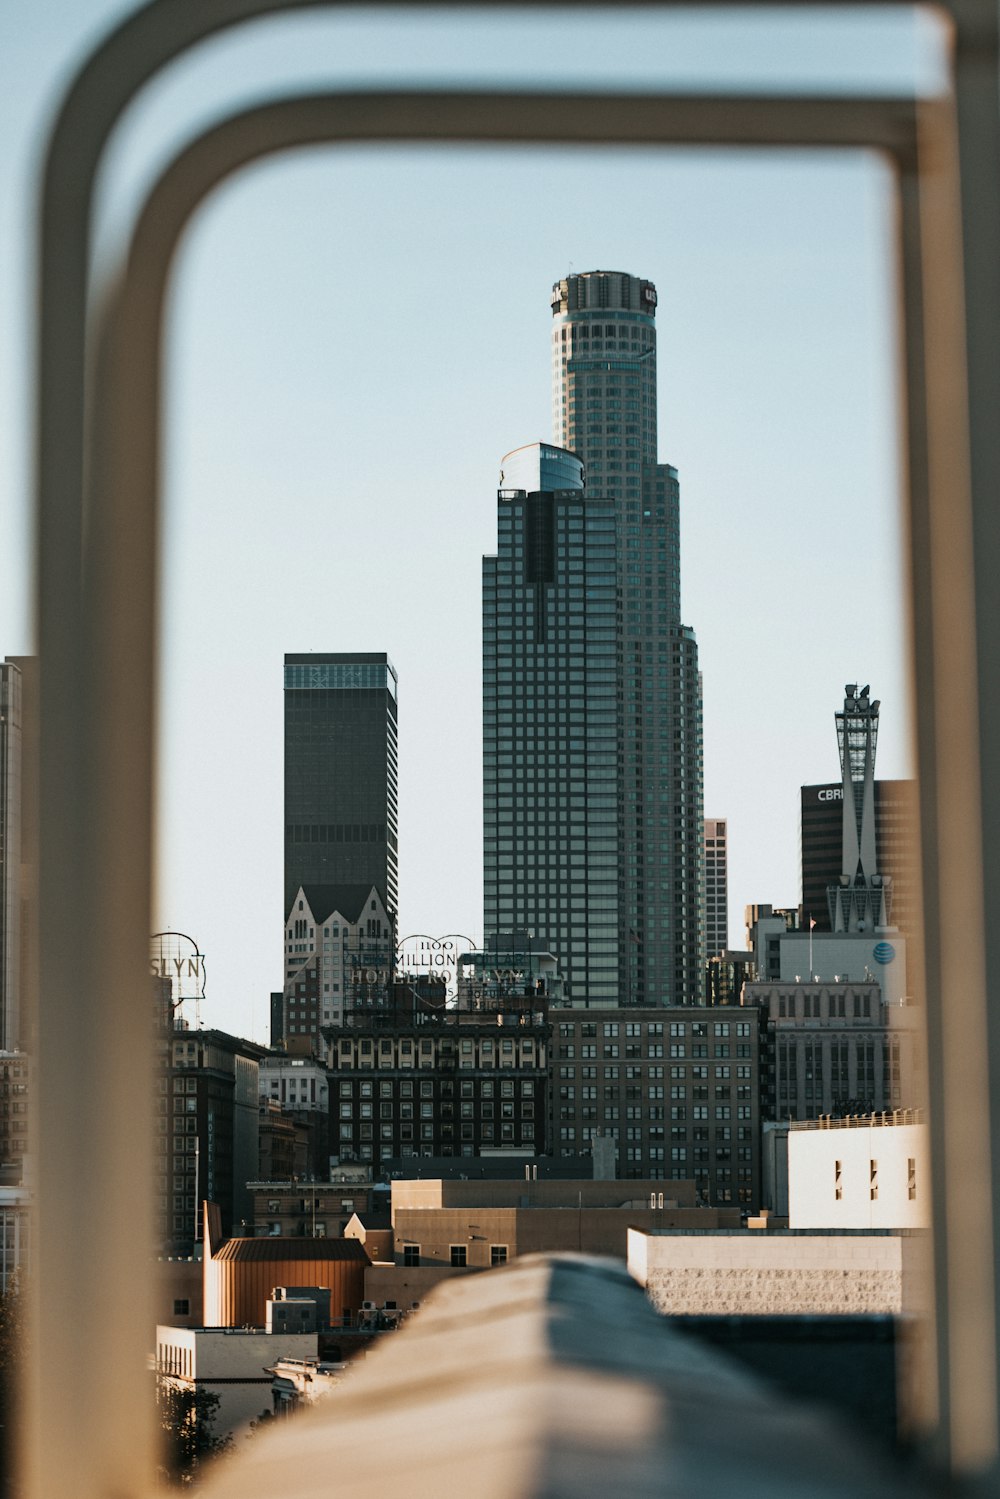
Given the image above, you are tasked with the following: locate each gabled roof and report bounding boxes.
[287,884,385,926]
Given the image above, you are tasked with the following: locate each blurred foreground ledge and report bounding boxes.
[191,1253,929,1498]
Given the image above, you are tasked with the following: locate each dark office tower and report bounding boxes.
[0,659,35,1054]
[0,662,21,1053]
[704,818,729,961]
[283,654,398,921]
[542,270,703,1004]
[802,777,918,935]
[484,443,620,1002]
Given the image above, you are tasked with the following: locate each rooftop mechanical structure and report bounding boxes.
[828,684,893,933]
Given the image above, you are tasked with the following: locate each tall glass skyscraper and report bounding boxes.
[0,660,23,1050]
[483,272,704,1006]
[283,652,398,921]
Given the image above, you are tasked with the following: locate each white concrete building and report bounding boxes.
[0,1182,29,1292]
[258,1054,329,1113]
[788,1116,930,1230]
[627,1226,929,1317]
[155,1325,319,1439]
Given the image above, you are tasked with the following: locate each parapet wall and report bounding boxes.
[629,1229,929,1317]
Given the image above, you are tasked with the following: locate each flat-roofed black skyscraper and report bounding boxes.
[284,653,398,920]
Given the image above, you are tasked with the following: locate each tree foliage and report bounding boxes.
[157,1380,232,1486]
[0,1281,25,1499]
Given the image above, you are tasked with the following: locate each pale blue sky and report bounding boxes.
[0,4,944,1038]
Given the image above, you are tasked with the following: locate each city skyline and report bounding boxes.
[0,3,929,1039]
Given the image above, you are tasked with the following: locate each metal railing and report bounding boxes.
[792,1110,927,1132]
[25,1,1000,1493]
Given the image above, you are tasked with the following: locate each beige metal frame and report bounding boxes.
[27,2,1000,1494]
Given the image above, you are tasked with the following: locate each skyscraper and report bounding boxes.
[0,661,24,1052]
[283,653,398,921]
[0,656,34,1055]
[483,272,703,1006]
[801,779,918,935]
[703,818,729,961]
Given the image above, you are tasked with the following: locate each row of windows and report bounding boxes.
[402,1244,508,1268]
[340,1079,534,1098]
[343,1101,535,1120]
[340,1122,534,1144]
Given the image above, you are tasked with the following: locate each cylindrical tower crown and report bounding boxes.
[550,270,658,317]
[550,270,660,484]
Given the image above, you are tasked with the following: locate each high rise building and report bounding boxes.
[742,978,921,1121]
[279,882,394,1050]
[0,658,35,1054]
[0,662,21,1054]
[549,1006,762,1200]
[326,1003,550,1174]
[156,1027,266,1255]
[798,683,919,936]
[283,653,398,921]
[482,271,703,1005]
[801,779,918,935]
[703,818,729,960]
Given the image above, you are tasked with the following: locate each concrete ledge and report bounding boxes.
[192,1253,921,1497]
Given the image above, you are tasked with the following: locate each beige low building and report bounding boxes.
[155,1255,203,1327]
[391,1176,698,1212]
[390,1177,736,1269]
[627,1226,930,1317]
[364,1261,480,1308]
[155,1325,319,1439]
[343,1213,393,1263]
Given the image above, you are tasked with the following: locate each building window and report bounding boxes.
[450,1245,467,1267]
[172,1299,190,1317]
[403,1245,420,1266]
[491,1245,508,1266]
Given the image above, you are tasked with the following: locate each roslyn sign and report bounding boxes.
[150,930,206,1025]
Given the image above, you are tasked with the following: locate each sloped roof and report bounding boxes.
[288,884,384,925]
[214,1237,370,1263]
